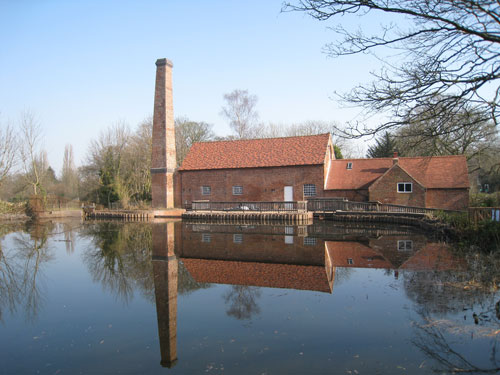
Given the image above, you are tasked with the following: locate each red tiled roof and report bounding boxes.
[325,241,394,269]
[182,258,333,293]
[326,155,469,190]
[179,133,331,171]
[399,243,465,271]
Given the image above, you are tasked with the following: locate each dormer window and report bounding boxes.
[346,162,353,170]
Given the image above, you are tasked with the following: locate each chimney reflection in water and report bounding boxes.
[152,222,178,368]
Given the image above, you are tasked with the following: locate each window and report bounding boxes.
[303,237,317,246]
[347,258,354,265]
[398,240,413,251]
[201,186,211,195]
[233,234,243,243]
[303,184,316,197]
[201,233,211,243]
[346,162,353,170]
[232,185,243,195]
[397,182,413,193]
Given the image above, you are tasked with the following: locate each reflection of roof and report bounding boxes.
[400,243,464,271]
[325,241,394,269]
[179,134,330,171]
[182,258,333,293]
[326,155,469,190]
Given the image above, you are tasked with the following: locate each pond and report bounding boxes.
[0,219,499,374]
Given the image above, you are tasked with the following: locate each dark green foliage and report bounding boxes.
[460,221,500,253]
[333,144,343,159]
[434,210,500,252]
[97,148,120,207]
[366,132,398,158]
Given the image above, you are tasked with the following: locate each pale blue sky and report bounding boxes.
[0,0,380,173]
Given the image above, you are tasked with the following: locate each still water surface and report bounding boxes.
[0,220,499,374]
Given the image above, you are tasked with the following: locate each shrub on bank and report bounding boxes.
[0,200,26,214]
[470,192,500,207]
[431,210,500,252]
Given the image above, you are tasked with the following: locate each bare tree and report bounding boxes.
[0,117,17,189]
[220,89,260,139]
[85,122,130,206]
[120,118,153,204]
[18,110,47,196]
[61,144,79,199]
[394,101,498,161]
[175,117,215,165]
[284,1,500,138]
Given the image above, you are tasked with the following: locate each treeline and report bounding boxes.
[365,98,500,194]
[0,105,350,208]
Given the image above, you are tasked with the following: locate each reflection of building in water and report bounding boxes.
[179,223,335,293]
[325,234,463,271]
[152,222,178,368]
[151,222,463,368]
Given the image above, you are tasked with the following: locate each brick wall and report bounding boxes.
[369,164,426,207]
[179,226,325,266]
[323,189,369,201]
[426,188,469,210]
[178,164,325,204]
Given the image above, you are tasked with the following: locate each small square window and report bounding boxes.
[303,184,316,197]
[347,258,354,265]
[232,186,243,195]
[233,234,243,243]
[303,237,317,246]
[398,240,413,251]
[346,162,353,170]
[201,186,211,195]
[201,233,211,243]
[397,182,412,193]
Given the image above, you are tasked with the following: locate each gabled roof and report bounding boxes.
[179,133,331,171]
[326,155,469,190]
[325,241,394,269]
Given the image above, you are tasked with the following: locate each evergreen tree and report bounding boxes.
[366,132,397,158]
[333,145,343,159]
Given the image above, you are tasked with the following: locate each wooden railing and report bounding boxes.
[307,198,440,215]
[468,207,500,225]
[190,201,308,213]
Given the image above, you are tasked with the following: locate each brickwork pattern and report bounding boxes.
[178,165,325,204]
[152,58,176,209]
[369,164,426,207]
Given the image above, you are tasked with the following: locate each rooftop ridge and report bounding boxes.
[335,154,467,161]
[194,133,331,145]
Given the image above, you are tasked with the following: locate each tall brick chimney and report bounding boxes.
[152,58,176,209]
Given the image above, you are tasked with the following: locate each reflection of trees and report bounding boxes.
[333,267,354,286]
[412,310,500,373]
[81,222,213,305]
[223,285,261,320]
[81,222,155,304]
[404,251,500,315]
[62,221,76,254]
[177,260,211,295]
[405,251,500,372]
[0,221,54,322]
[0,240,21,322]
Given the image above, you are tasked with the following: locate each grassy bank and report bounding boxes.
[0,200,26,215]
[433,210,500,252]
